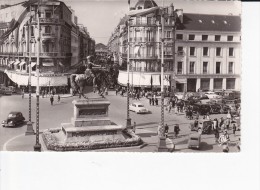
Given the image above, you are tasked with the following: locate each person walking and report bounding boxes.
[50,95,54,105]
[218,130,230,152]
[164,124,169,138]
[57,94,60,103]
[174,124,180,138]
[21,89,24,99]
[133,122,136,133]
[232,122,237,136]
[214,127,220,143]
[155,98,158,106]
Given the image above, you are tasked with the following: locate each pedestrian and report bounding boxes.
[219,117,225,130]
[50,95,54,105]
[151,97,154,106]
[214,128,220,143]
[174,124,180,138]
[133,122,136,133]
[218,130,230,152]
[206,113,210,120]
[155,98,158,106]
[232,123,237,136]
[164,124,169,138]
[213,118,218,130]
[57,94,60,103]
[21,89,24,99]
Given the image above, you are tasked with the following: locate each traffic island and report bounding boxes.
[42,97,143,151]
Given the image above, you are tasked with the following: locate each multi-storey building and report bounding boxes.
[107,0,241,92]
[0,0,95,88]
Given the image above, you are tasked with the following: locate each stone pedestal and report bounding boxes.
[61,98,126,143]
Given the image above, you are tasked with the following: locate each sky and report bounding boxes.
[0,0,241,44]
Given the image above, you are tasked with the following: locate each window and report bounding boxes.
[190,47,195,56]
[166,31,171,38]
[203,47,209,56]
[189,62,195,74]
[45,11,52,18]
[177,62,182,74]
[202,35,208,41]
[226,78,235,90]
[215,35,221,41]
[216,47,221,56]
[203,62,208,74]
[188,34,195,40]
[227,36,233,41]
[216,62,221,74]
[147,17,152,25]
[229,47,234,56]
[228,62,234,73]
[30,26,34,36]
[136,17,141,24]
[176,34,183,40]
[45,26,51,33]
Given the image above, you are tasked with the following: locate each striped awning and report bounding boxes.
[31,62,37,67]
[43,62,54,67]
[19,61,26,66]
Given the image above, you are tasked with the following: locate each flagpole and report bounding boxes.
[25,4,35,135]
[126,0,131,128]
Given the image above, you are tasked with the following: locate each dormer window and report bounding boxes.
[137,6,142,10]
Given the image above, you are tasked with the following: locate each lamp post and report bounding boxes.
[25,6,35,135]
[126,18,131,128]
[34,3,41,151]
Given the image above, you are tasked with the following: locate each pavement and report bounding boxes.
[3,126,240,153]
[1,91,241,152]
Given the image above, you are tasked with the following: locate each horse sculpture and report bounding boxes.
[70,63,113,99]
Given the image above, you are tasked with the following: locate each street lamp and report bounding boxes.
[34,3,41,151]
[25,6,35,135]
[126,18,131,128]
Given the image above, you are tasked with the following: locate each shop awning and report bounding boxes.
[14,61,20,66]
[58,62,64,67]
[31,62,37,67]
[43,62,54,67]
[9,61,15,65]
[19,61,26,66]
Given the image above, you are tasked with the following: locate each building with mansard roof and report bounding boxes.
[107,0,241,92]
[0,0,94,89]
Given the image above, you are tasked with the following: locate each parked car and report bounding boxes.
[0,86,12,95]
[2,112,25,127]
[223,91,241,100]
[190,119,213,134]
[129,102,149,114]
[208,103,229,114]
[188,133,201,149]
[192,103,211,115]
[204,91,221,99]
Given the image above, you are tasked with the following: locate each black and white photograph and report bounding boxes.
[0,0,259,189]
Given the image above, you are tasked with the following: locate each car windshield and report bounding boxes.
[8,113,16,118]
[138,105,144,107]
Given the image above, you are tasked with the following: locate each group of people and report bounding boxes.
[158,123,180,139]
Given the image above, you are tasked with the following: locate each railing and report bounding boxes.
[39,17,59,23]
[129,54,158,59]
[42,33,56,37]
[130,21,156,26]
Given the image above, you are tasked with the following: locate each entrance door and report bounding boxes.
[201,78,210,91]
[187,78,197,92]
[176,83,184,92]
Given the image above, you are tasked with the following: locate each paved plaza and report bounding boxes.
[0,91,240,152]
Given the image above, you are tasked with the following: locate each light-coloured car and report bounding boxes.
[204,91,221,99]
[129,102,149,114]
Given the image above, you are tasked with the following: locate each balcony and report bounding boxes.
[130,21,156,27]
[42,33,56,37]
[39,17,59,24]
[129,54,158,59]
[40,52,58,57]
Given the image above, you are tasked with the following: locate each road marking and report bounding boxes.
[3,133,24,151]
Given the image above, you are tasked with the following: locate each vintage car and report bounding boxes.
[192,103,211,115]
[129,102,149,114]
[190,119,213,134]
[188,133,201,149]
[2,112,25,127]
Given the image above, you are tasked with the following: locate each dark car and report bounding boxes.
[192,103,211,115]
[2,112,25,127]
[209,103,229,114]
